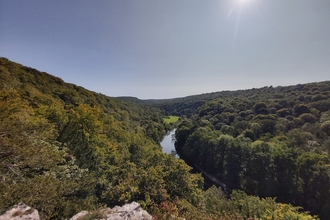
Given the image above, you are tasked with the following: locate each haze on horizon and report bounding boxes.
[1,0,329,99]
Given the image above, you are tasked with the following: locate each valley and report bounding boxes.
[1,57,329,219]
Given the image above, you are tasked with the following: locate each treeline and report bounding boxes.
[174,81,330,218]
[0,57,318,219]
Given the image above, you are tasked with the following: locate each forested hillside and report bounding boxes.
[0,57,319,219]
[174,81,330,218]
[0,58,204,219]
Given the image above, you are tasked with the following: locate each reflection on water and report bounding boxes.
[160,129,177,156]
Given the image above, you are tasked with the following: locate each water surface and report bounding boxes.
[160,129,176,155]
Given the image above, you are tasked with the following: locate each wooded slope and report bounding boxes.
[0,58,203,219]
[174,80,330,218]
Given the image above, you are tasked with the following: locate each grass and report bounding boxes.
[163,116,180,124]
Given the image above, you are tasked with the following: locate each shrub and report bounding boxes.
[293,104,310,116]
[320,111,330,123]
[321,121,330,136]
[277,108,291,117]
[254,103,268,114]
[299,113,318,124]
[311,99,330,112]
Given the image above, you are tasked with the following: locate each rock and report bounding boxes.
[0,203,39,220]
[0,202,152,220]
[107,202,152,220]
[70,202,152,220]
[69,210,90,220]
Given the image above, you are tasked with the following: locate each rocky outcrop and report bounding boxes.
[0,202,152,220]
[70,202,152,220]
[0,203,39,220]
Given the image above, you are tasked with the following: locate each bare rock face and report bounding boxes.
[0,203,39,220]
[70,202,152,220]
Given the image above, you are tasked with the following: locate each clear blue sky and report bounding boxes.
[1,0,329,99]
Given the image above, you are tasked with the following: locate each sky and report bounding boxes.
[1,0,330,99]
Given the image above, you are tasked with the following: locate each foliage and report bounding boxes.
[0,57,322,219]
[0,58,201,219]
[172,81,330,218]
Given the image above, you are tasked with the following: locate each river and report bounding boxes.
[160,129,177,156]
[160,129,226,190]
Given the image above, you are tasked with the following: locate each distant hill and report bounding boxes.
[152,82,330,117]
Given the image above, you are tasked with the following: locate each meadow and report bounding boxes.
[163,116,180,123]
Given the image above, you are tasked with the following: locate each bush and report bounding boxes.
[277,108,291,117]
[321,121,330,136]
[254,103,268,114]
[311,99,330,112]
[320,111,330,123]
[293,104,310,116]
[299,113,318,124]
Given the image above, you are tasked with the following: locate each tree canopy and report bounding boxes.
[0,57,325,219]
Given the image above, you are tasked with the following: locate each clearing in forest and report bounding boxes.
[163,116,180,123]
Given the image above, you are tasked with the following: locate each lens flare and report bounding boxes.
[230,0,253,49]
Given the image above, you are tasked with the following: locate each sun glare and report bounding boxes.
[239,0,250,4]
[229,0,254,49]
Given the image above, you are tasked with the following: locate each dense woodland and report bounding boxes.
[0,57,326,219]
[173,81,330,219]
